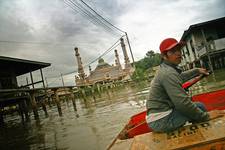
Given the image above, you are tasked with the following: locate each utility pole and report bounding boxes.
[125,32,135,67]
[60,73,65,87]
[45,77,48,88]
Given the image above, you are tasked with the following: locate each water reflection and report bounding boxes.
[0,69,225,150]
[189,69,225,95]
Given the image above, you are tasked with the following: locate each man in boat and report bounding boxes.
[146,38,225,132]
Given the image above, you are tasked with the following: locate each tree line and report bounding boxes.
[132,50,161,81]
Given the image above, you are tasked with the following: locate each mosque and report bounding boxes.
[74,38,135,86]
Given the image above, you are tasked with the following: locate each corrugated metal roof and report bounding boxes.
[180,16,225,40]
[0,56,51,76]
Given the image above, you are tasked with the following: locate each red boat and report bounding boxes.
[117,75,225,140]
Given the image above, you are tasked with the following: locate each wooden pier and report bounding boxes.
[0,55,134,123]
[0,80,128,123]
[0,86,78,123]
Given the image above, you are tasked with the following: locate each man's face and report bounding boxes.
[166,46,182,65]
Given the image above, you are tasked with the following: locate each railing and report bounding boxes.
[214,37,225,50]
[197,46,207,57]
[196,37,225,57]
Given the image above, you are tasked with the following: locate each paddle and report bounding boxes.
[182,70,211,90]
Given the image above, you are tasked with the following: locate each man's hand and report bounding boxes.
[208,110,225,120]
[198,68,210,76]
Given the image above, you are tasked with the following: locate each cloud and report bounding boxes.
[117,0,225,55]
[0,0,225,86]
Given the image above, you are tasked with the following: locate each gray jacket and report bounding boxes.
[146,61,209,122]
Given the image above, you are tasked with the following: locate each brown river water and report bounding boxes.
[0,69,225,150]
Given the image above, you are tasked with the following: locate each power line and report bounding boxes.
[64,0,121,36]
[77,35,124,68]
[0,40,78,46]
[53,36,124,77]
[66,0,135,63]
[44,1,133,80]
[64,0,123,36]
[44,35,131,85]
[64,0,101,29]
[83,40,121,68]
[79,0,125,33]
[76,0,123,35]
[65,0,111,32]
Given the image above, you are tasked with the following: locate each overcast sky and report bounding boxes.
[0,0,225,87]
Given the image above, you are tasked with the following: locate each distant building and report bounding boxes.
[180,17,225,71]
[74,38,134,86]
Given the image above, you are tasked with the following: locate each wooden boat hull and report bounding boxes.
[119,88,225,140]
[110,116,225,150]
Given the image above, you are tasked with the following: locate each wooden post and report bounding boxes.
[71,91,79,117]
[30,92,39,120]
[40,68,49,113]
[41,100,48,117]
[91,86,96,102]
[96,84,101,97]
[53,89,62,116]
[201,29,214,72]
[23,99,30,121]
[102,82,105,91]
[18,102,25,122]
[0,105,4,125]
[106,84,111,99]
[106,83,109,91]
[70,90,77,112]
[71,96,77,112]
[111,83,115,94]
[81,88,86,98]
[65,94,70,107]
[91,86,94,94]
[40,68,46,88]
[46,95,52,107]
[30,72,35,89]
[222,55,225,68]
[51,92,56,104]
[97,84,100,92]
[19,99,30,122]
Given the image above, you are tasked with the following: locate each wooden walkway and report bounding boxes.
[110,115,225,150]
[0,86,77,123]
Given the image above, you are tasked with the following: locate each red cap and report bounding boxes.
[159,38,185,53]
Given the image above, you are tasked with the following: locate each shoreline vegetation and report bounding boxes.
[132,50,161,82]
